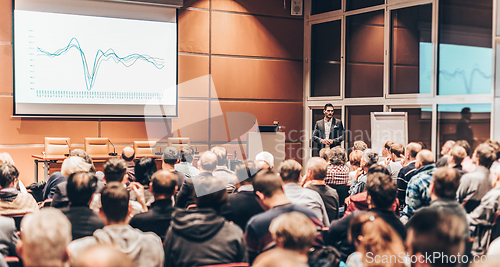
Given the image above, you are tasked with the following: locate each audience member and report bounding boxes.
[280,159,330,226]
[69,182,164,267]
[0,216,18,257]
[486,139,500,170]
[0,153,26,194]
[436,140,456,167]
[353,141,368,151]
[162,147,186,189]
[70,244,133,267]
[211,146,237,192]
[164,175,247,267]
[406,209,467,267]
[131,156,156,206]
[253,248,308,267]
[0,163,38,216]
[221,161,264,230]
[348,150,363,184]
[256,151,275,170]
[303,157,340,221]
[379,141,394,165]
[456,140,475,173]
[246,171,323,263]
[61,172,104,240]
[350,149,378,196]
[319,148,330,162]
[457,143,496,213]
[17,208,72,267]
[130,170,178,242]
[174,145,200,178]
[402,150,436,220]
[447,145,467,176]
[175,151,218,209]
[396,142,422,208]
[346,212,405,267]
[121,146,136,183]
[325,147,350,209]
[386,143,404,181]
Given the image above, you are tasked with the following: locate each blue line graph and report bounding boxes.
[439,67,491,95]
[37,38,165,91]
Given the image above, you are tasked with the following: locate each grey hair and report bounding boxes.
[362,149,379,167]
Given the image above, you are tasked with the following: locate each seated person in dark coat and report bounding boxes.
[130,170,179,242]
[61,171,104,240]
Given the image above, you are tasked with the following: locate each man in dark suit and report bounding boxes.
[130,170,178,242]
[313,104,345,152]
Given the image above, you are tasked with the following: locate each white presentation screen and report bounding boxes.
[14,0,177,117]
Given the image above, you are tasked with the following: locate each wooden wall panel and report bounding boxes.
[178,9,209,54]
[211,56,302,100]
[212,0,296,18]
[212,12,303,59]
[345,64,384,98]
[285,143,303,165]
[178,54,209,98]
[0,45,12,94]
[171,99,210,142]
[0,0,11,42]
[0,147,44,185]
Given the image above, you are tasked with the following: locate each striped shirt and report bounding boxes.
[325,164,350,186]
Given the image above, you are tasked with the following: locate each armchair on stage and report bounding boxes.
[167,137,190,151]
[44,137,71,156]
[133,141,157,157]
[84,137,110,156]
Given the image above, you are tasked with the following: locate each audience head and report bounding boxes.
[150,170,177,197]
[0,163,19,189]
[319,148,330,162]
[389,143,404,161]
[354,141,368,151]
[328,146,347,166]
[269,212,317,255]
[383,141,395,157]
[415,150,434,169]
[235,160,259,184]
[348,212,405,267]
[406,209,466,267]
[103,158,127,183]
[134,157,157,186]
[61,156,91,177]
[256,151,275,170]
[431,167,460,200]
[448,145,467,167]
[0,152,15,165]
[199,151,217,172]
[490,164,500,188]
[366,170,396,210]
[473,143,496,169]
[100,182,130,224]
[441,140,456,156]
[455,140,471,157]
[17,208,71,267]
[485,139,500,160]
[193,175,228,213]
[180,145,195,163]
[70,244,133,267]
[210,146,228,166]
[406,142,423,161]
[306,157,328,181]
[361,149,379,169]
[162,147,180,166]
[253,171,285,208]
[69,149,96,173]
[278,159,302,183]
[253,248,307,267]
[349,150,364,170]
[121,146,135,162]
[67,172,97,206]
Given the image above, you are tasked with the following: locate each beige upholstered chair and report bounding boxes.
[167,137,190,151]
[84,137,110,156]
[133,141,157,157]
[44,137,71,156]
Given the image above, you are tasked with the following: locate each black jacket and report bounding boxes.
[175,172,213,209]
[61,205,104,240]
[130,198,178,242]
[221,190,264,230]
[164,208,247,267]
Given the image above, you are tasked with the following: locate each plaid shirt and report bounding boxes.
[403,164,436,218]
[325,164,350,186]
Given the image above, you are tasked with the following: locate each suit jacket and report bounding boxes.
[221,188,264,231]
[61,205,104,240]
[313,118,345,150]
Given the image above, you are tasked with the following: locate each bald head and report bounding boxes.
[406,142,422,160]
[121,146,135,162]
[416,150,434,167]
[71,244,132,267]
[199,151,217,172]
[306,157,328,180]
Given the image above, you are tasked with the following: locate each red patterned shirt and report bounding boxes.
[325,164,350,185]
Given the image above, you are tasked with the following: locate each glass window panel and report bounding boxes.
[390,4,432,94]
[438,0,493,95]
[312,0,341,15]
[346,11,384,98]
[311,20,341,97]
[438,104,491,155]
[346,105,383,149]
[346,0,384,11]
[312,107,342,156]
[391,107,432,150]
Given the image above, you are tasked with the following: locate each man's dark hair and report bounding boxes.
[104,158,127,183]
[121,150,135,162]
[67,172,97,206]
[407,209,466,267]
[134,157,157,186]
[194,176,228,212]
[253,170,283,198]
[180,146,195,163]
[278,159,302,183]
[163,147,180,166]
[366,172,396,210]
[384,141,394,150]
[235,160,259,184]
[475,143,497,169]
[0,163,19,188]
[389,143,404,158]
[101,182,129,223]
[324,103,334,110]
[432,167,460,199]
[455,140,471,156]
[151,170,177,196]
[70,149,96,173]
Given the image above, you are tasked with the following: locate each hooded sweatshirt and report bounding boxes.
[164,208,247,267]
[68,225,164,267]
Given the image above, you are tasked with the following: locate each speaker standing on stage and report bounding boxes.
[313,104,345,150]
